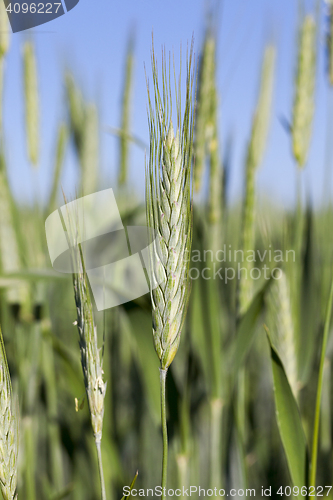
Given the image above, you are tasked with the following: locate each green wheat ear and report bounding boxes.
[64,199,107,500]
[328,2,333,86]
[0,0,10,58]
[292,14,316,167]
[145,39,196,500]
[146,41,196,370]
[119,34,135,186]
[23,41,39,167]
[0,326,19,500]
[194,29,216,193]
[238,44,276,316]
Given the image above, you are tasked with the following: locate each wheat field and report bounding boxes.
[1,2,333,500]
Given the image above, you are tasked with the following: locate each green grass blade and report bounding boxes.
[266,328,308,492]
[229,280,270,383]
[121,470,138,500]
[309,268,333,488]
[127,308,160,422]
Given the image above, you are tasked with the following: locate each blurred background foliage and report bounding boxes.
[1,0,333,499]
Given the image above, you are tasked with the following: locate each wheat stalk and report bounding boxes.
[146,41,195,499]
[0,326,19,500]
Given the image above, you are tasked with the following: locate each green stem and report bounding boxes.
[96,439,107,500]
[310,273,333,488]
[160,368,168,500]
[210,398,223,489]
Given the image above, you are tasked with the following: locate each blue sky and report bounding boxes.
[2,0,330,209]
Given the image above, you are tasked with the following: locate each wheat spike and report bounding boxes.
[65,73,85,154]
[292,15,316,167]
[0,0,9,136]
[71,243,106,443]
[0,327,19,500]
[0,0,10,59]
[66,219,107,500]
[238,45,276,315]
[47,123,68,213]
[119,35,134,186]
[0,153,29,306]
[23,42,39,167]
[207,80,223,256]
[194,32,215,192]
[80,104,99,195]
[207,82,221,227]
[247,45,276,172]
[328,3,333,86]
[146,44,195,370]
[65,205,107,496]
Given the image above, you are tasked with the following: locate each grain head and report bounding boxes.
[146,43,195,370]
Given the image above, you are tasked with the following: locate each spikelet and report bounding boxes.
[0,0,10,59]
[23,42,39,167]
[194,31,215,192]
[292,15,316,167]
[238,45,276,315]
[0,327,19,500]
[146,44,195,370]
[119,36,134,186]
